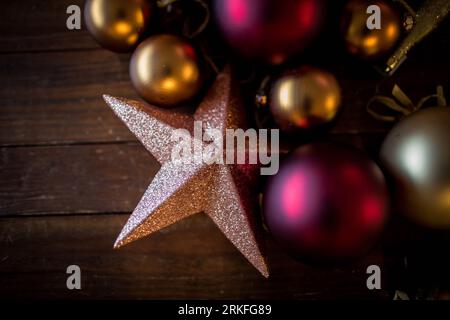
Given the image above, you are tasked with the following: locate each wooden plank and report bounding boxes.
[0,213,387,299]
[0,135,384,217]
[0,0,446,301]
[0,143,158,216]
[0,49,137,146]
[0,0,98,52]
[0,41,448,146]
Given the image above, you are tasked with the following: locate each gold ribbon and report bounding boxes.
[367,85,447,122]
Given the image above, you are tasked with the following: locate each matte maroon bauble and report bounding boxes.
[214,0,325,64]
[263,143,389,263]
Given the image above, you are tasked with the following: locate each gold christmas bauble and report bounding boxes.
[269,66,341,132]
[340,0,401,59]
[129,34,204,107]
[84,0,151,52]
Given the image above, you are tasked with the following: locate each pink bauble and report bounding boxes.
[263,143,389,263]
[214,0,325,64]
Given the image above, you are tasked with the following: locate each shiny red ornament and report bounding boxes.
[214,0,325,64]
[263,143,389,263]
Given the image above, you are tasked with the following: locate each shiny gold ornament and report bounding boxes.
[341,0,401,59]
[129,34,203,107]
[84,0,151,52]
[269,67,341,132]
[385,0,450,74]
[380,104,450,229]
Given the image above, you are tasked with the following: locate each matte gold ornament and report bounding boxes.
[341,0,401,59]
[130,34,204,108]
[379,88,450,229]
[269,66,341,132]
[84,0,151,52]
[103,67,269,277]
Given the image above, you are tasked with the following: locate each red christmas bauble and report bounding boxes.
[213,0,325,64]
[263,143,389,263]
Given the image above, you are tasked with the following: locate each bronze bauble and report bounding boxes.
[341,0,401,59]
[84,0,151,52]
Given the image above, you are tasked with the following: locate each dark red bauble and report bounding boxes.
[213,0,325,64]
[263,143,389,263]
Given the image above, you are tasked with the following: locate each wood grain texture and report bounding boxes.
[0,143,157,216]
[0,0,448,300]
[0,134,384,217]
[0,49,136,146]
[0,213,386,299]
[0,42,448,146]
[0,0,97,52]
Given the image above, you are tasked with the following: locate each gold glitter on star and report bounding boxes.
[103,67,269,277]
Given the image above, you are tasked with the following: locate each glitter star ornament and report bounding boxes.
[103,67,269,277]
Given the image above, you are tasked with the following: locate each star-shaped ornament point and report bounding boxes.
[103,67,269,277]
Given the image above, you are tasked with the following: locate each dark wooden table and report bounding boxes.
[0,0,448,299]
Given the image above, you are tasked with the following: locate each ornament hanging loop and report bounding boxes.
[254,75,273,129]
[157,0,210,38]
[393,0,416,31]
[255,76,271,108]
[393,0,416,17]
